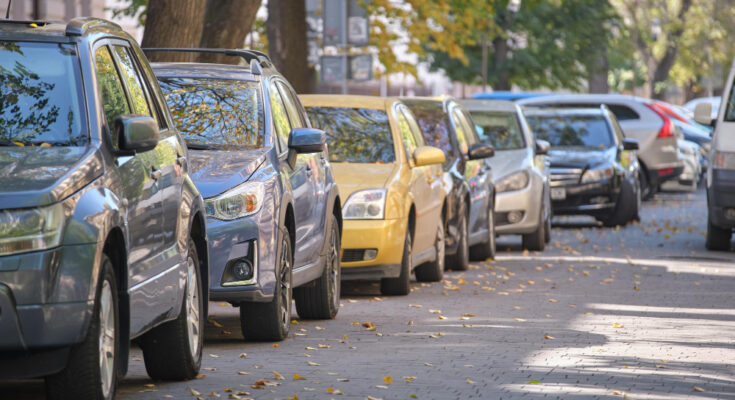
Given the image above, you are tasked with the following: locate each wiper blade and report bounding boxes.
[185,142,217,150]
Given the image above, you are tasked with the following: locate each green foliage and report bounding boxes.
[108,0,148,26]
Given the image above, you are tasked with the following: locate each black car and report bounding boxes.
[403,97,496,271]
[524,107,641,226]
[0,18,208,399]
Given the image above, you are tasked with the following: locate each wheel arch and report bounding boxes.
[102,227,130,377]
[190,210,208,320]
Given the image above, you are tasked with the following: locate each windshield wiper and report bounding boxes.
[185,142,218,150]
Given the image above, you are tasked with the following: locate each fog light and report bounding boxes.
[363,249,378,260]
[507,211,522,224]
[232,259,254,281]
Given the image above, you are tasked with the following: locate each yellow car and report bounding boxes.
[300,95,447,295]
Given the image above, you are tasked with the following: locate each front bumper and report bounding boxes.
[494,174,544,235]
[206,213,278,303]
[708,169,735,229]
[340,218,407,281]
[550,179,619,216]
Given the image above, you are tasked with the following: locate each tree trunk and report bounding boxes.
[198,0,262,64]
[267,0,312,93]
[141,0,207,63]
[588,45,609,94]
[492,35,510,91]
[650,0,693,99]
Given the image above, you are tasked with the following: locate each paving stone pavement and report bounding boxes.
[4,189,734,399]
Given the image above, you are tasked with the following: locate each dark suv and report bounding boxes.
[0,18,208,399]
[148,48,342,341]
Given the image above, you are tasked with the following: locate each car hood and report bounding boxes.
[330,162,398,200]
[548,147,615,169]
[0,146,103,210]
[188,148,268,198]
[487,148,533,181]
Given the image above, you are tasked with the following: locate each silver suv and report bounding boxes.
[520,94,683,198]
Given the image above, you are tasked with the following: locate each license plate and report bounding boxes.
[551,187,566,200]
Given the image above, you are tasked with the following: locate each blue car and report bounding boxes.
[150,49,342,341]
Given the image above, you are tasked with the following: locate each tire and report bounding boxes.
[415,218,445,282]
[470,209,496,261]
[600,179,636,227]
[522,208,545,251]
[706,217,731,251]
[294,215,341,319]
[381,227,411,296]
[140,239,203,380]
[240,228,293,341]
[46,255,119,400]
[640,167,655,200]
[446,211,469,271]
[544,203,552,244]
[630,175,642,222]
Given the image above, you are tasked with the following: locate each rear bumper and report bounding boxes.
[708,169,735,229]
[340,218,407,281]
[648,165,684,186]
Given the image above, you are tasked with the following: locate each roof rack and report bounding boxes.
[66,17,122,36]
[142,48,272,74]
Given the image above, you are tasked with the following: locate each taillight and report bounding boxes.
[646,103,674,138]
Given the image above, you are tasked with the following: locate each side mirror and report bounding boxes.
[468,143,494,159]
[115,115,159,154]
[694,102,714,126]
[288,128,326,154]
[535,139,550,155]
[413,146,446,167]
[622,138,639,151]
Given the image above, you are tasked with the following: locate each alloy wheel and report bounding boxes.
[98,280,115,399]
[279,237,292,332]
[436,221,445,270]
[329,230,340,311]
[185,256,201,359]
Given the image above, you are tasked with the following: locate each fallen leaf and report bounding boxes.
[438,315,447,320]
[307,361,320,366]
[337,378,350,382]
[429,309,441,314]
[409,304,423,308]
[612,322,624,328]
[318,344,331,348]
[514,318,527,322]
[293,373,306,380]
[376,385,389,389]
[273,371,285,380]
[466,378,476,384]
[548,298,558,303]
[692,386,706,392]
[462,313,476,317]
[457,277,468,284]
[237,371,249,375]
[272,344,279,348]
[189,388,201,396]
[326,387,343,395]
[404,376,417,383]
[305,346,316,350]
[528,379,540,384]
[383,376,393,384]
[544,335,555,340]
[209,320,224,328]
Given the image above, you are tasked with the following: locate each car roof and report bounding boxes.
[151,62,259,81]
[473,91,550,101]
[299,95,399,111]
[523,108,607,117]
[459,99,517,113]
[0,18,124,41]
[519,93,650,105]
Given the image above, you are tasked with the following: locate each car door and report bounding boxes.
[267,79,318,268]
[394,103,438,254]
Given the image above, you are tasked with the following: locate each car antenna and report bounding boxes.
[5,0,11,19]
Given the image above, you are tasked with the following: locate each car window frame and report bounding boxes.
[448,104,471,156]
[393,103,419,167]
[266,77,293,156]
[109,42,154,120]
[92,40,134,151]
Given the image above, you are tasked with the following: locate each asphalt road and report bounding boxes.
[6,188,735,399]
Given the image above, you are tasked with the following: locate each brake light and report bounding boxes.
[646,103,674,138]
[657,167,674,176]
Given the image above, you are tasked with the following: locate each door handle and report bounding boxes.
[305,165,313,177]
[150,169,162,180]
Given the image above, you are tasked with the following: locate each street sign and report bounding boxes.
[323,0,370,47]
[320,54,373,83]
[349,54,372,81]
[320,55,346,83]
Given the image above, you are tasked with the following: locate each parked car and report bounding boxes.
[150,49,342,341]
[524,107,641,226]
[301,95,446,293]
[685,96,720,121]
[694,74,735,250]
[520,94,683,199]
[661,139,702,192]
[461,99,552,250]
[0,18,208,399]
[402,97,496,268]
[651,101,711,173]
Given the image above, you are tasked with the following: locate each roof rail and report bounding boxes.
[66,17,121,36]
[142,48,272,67]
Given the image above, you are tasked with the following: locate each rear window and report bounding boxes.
[306,106,395,163]
[158,77,264,149]
[469,111,525,150]
[0,41,87,146]
[526,114,614,149]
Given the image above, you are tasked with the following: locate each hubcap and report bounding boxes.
[186,256,201,359]
[279,237,292,331]
[329,228,340,310]
[98,280,115,399]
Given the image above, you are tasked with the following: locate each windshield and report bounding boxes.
[158,77,265,149]
[306,106,395,163]
[526,114,614,149]
[469,111,525,150]
[0,41,87,146]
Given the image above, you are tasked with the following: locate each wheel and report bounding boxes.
[381,226,411,295]
[46,255,119,400]
[522,207,545,251]
[140,239,203,380]
[240,228,293,340]
[640,167,655,200]
[544,199,552,244]
[415,218,445,282]
[295,214,341,319]
[599,179,636,227]
[446,211,469,270]
[630,175,642,222]
[706,217,731,251]
[470,208,496,261]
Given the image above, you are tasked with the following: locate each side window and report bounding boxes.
[396,105,418,163]
[276,81,307,128]
[459,109,478,146]
[399,105,425,147]
[111,45,152,118]
[94,45,130,149]
[607,104,639,121]
[450,108,470,155]
[268,80,291,152]
[608,112,626,144]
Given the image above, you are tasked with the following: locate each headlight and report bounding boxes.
[0,203,65,256]
[343,189,386,219]
[495,171,529,193]
[581,166,615,183]
[713,151,735,169]
[205,181,265,220]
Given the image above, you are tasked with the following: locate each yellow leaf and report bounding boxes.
[293,373,306,380]
[438,315,447,320]
[272,343,279,348]
[273,371,285,380]
[404,376,417,383]
[457,277,468,284]
[429,309,441,314]
[692,386,706,392]
[544,335,555,340]
[237,371,249,375]
[466,378,476,384]
[514,318,526,322]
[548,298,558,303]
[383,376,393,384]
[307,361,320,366]
[189,388,201,396]
[305,346,316,350]
[318,344,331,348]
[462,313,476,317]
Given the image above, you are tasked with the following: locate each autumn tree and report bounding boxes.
[266,0,312,92]
[198,0,262,65]
[140,0,207,62]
